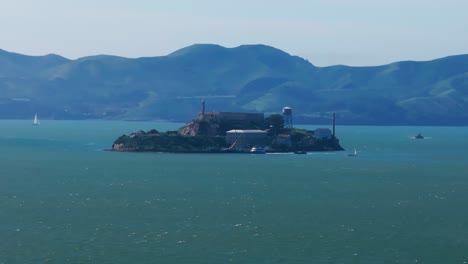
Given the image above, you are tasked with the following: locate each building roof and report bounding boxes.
[226,129,267,134]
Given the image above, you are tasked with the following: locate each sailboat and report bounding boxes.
[33,113,40,125]
[347,148,357,157]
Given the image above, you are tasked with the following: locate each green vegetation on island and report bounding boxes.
[113,130,226,153]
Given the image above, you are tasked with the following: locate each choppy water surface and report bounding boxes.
[1,120,467,263]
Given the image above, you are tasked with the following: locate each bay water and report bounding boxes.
[1,120,467,263]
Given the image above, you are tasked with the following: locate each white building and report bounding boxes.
[314,128,333,139]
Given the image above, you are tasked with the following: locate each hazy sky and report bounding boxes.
[1,0,467,66]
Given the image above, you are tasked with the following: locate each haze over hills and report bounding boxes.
[1,45,467,125]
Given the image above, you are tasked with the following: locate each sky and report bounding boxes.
[0,0,467,66]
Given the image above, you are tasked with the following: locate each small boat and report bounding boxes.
[347,148,357,157]
[33,113,40,125]
[415,133,424,139]
[294,150,307,154]
[250,146,266,154]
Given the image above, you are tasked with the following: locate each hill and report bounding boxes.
[0,45,467,125]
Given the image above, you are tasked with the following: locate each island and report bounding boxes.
[111,106,343,153]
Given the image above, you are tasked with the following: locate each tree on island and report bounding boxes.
[268,114,285,135]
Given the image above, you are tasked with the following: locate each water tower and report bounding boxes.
[282,106,293,128]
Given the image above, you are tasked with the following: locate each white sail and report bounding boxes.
[347,148,357,157]
[33,113,40,125]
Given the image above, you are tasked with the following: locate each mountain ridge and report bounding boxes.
[0,44,467,125]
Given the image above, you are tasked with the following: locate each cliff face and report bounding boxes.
[179,119,220,136]
[112,143,136,152]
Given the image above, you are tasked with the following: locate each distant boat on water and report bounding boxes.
[347,148,357,157]
[415,133,424,139]
[294,150,307,154]
[33,113,40,125]
[250,146,266,154]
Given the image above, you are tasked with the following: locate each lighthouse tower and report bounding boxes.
[282,107,293,128]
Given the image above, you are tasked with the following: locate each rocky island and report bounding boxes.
[112,106,343,153]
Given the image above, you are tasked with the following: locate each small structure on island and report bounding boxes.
[273,134,292,147]
[313,112,337,140]
[282,106,293,128]
[314,128,333,139]
[201,98,206,119]
[225,129,268,151]
[332,112,336,138]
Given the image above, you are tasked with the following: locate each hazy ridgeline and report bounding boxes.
[1,45,468,125]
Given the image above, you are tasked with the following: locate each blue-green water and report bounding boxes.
[1,120,467,263]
